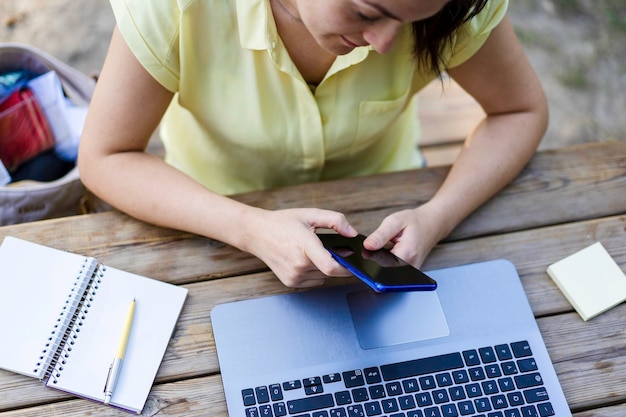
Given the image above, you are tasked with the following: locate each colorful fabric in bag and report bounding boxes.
[0,43,96,225]
[0,87,55,171]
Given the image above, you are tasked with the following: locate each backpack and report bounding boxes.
[0,43,96,225]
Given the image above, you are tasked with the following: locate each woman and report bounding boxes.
[78,0,548,288]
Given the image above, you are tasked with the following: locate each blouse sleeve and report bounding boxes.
[444,0,509,69]
[109,0,182,92]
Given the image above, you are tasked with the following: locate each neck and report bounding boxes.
[271,0,302,23]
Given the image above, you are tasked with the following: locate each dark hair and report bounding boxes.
[412,0,489,78]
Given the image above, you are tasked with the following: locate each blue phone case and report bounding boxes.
[319,234,437,293]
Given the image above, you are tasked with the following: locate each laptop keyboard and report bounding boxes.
[240,340,556,417]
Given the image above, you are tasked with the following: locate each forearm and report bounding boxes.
[80,150,260,250]
[424,108,547,240]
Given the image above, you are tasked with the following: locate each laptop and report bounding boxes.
[211,259,571,417]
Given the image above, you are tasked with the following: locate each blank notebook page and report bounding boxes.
[47,265,188,413]
[0,237,86,378]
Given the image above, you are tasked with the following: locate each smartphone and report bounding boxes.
[318,233,437,293]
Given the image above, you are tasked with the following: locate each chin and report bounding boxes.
[321,40,354,56]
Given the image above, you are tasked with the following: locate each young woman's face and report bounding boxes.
[296,0,450,55]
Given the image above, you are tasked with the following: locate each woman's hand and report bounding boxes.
[363,203,448,268]
[238,207,358,288]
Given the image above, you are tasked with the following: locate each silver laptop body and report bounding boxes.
[212,259,571,417]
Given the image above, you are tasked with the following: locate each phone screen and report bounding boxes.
[318,233,437,292]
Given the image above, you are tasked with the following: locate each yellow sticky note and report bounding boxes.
[547,242,626,321]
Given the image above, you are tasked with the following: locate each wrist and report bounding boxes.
[415,200,459,243]
[225,204,268,254]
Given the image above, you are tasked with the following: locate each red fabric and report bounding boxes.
[0,88,55,172]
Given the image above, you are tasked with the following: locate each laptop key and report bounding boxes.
[491,394,508,409]
[479,347,496,363]
[330,408,348,417]
[382,352,464,381]
[403,378,420,393]
[452,369,469,384]
[416,392,433,407]
[284,380,302,390]
[245,407,260,417]
[469,367,486,381]
[269,383,283,401]
[441,403,459,416]
[465,383,482,398]
[419,375,436,390]
[274,402,287,417]
[482,380,499,395]
[259,404,273,416]
[242,388,256,406]
[363,401,382,416]
[368,385,385,399]
[305,377,322,387]
[435,372,453,387]
[324,373,342,384]
[352,387,369,402]
[520,405,539,416]
[463,350,480,366]
[385,381,403,396]
[381,397,399,413]
[498,378,515,392]
[256,386,270,403]
[518,358,538,373]
[399,394,417,410]
[306,385,324,395]
[423,406,442,417]
[485,364,502,378]
[507,392,525,406]
[364,367,382,384]
[501,362,518,376]
[537,402,555,416]
[495,344,513,361]
[514,373,543,389]
[511,341,532,358]
[344,370,365,388]
[335,391,352,405]
[347,404,365,417]
[458,400,475,415]
[475,397,492,412]
[288,394,335,414]
[449,386,465,401]
[523,387,549,403]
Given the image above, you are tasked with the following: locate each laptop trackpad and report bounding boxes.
[347,290,449,350]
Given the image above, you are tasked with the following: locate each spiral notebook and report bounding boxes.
[0,236,188,414]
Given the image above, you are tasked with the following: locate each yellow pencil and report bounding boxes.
[103,299,136,405]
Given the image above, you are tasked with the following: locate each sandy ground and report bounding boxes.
[1,0,625,151]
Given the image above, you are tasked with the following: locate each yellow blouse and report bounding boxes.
[111,0,507,195]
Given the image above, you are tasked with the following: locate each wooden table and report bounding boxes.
[0,142,624,416]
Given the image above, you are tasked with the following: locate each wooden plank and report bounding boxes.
[0,142,623,413]
[575,404,626,417]
[4,304,626,416]
[449,141,626,239]
[0,374,228,417]
[539,306,626,411]
[0,142,622,286]
[1,214,624,412]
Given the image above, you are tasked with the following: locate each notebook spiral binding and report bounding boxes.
[33,257,106,382]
